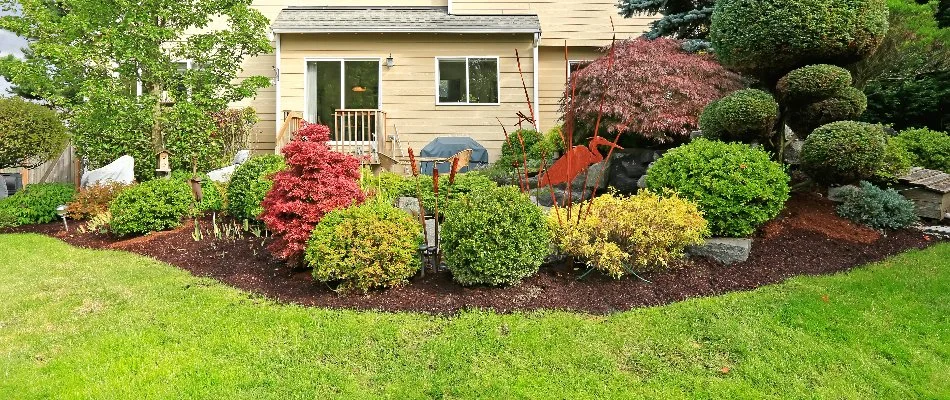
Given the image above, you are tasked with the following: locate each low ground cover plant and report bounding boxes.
[109,179,194,236]
[227,154,286,221]
[261,123,365,262]
[441,186,551,286]
[550,191,709,279]
[0,183,75,228]
[836,181,918,230]
[66,183,130,220]
[892,128,950,173]
[306,199,423,293]
[646,139,790,237]
[800,121,887,184]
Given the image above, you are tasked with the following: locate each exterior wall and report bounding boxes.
[237,0,450,152]
[278,32,537,161]
[537,46,605,133]
[450,0,653,47]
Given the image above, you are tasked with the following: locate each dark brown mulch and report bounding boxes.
[5,193,941,315]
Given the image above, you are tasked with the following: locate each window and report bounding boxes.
[437,57,499,105]
[567,60,592,83]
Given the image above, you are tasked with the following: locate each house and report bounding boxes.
[235,1,656,170]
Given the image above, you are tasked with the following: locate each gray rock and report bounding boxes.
[637,174,648,189]
[784,139,806,165]
[396,197,421,217]
[570,159,610,191]
[687,238,753,265]
[80,155,135,188]
[827,185,860,202]
[533,187,595,208]
[690,130,704,140]
[922,225,950,239]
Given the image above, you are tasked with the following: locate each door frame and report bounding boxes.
[302,57,384,123]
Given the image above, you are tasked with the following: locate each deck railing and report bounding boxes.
[331,109,387,164]
[274,111,304,154]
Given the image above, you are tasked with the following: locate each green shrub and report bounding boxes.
[699,89,779,142]
[710,0,888,80]
[361,170,412,202]
[306,200,423,293]
[538,125,568,156]
[499,129,544,168]
[0,183,75,227]
[549,191,709,279]
[800,121,887,184]
[405,173,499,214]
[172,171,225,215]
[776,64,853,104]
[873,137,913,183]
[892,128,950,173]
[0,97,70,169]
[109,179,193,236]
[646,139,790,237]
[442,186,552,286]
[226,155,285,221]
[788,87,868,136]
[836,181,917,230]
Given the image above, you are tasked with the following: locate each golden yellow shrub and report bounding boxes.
[549,191,709,278]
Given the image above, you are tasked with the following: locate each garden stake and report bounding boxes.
[432,168,441,272]
[408,148,430,276]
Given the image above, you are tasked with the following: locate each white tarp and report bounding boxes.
[80,155,135,188]
[207,150,252,183]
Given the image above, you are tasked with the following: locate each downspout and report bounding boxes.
[274,32,282,139]
[448,0,453,14]
[532,32,541,132]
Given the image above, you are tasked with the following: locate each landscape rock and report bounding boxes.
[396,196,421,217]
[686,238,752,265]
[637,174,649,189]
[783,139,806,165]
[569,159,610,191]
[80,155,135,188]
[232,150,251,165]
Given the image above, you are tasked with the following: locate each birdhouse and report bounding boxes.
[156,150,172,178]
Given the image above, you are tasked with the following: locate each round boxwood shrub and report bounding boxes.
[441,185,552,286]
[710,0,888,80]
[226,155,285,221]
[110,179,194,236]
[836,181,917,230]
[893,128,950,173]
[0,97,69,169]
[777,64,853,104]
[0,183,75,227]
[800,121,887,184]
[699,89,780,142]
[788,87,868,136]
[306,200,423,293]
[874,137,913,183]
[499,129,544,168]
[646,139,790,237]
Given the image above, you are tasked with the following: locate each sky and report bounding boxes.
[0,9,27,96]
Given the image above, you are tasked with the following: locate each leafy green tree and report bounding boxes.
[0,0,272,179]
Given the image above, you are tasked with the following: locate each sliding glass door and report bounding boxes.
[305,59,380,129]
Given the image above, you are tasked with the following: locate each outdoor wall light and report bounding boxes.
[386,54,395,68]
[56,205,68,232]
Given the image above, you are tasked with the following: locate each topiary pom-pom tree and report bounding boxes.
[260,123,366,263]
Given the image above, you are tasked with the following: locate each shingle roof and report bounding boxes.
[271,6,541,34]
[900,168,950,194]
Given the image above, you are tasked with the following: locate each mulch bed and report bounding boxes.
[5,193,942,315]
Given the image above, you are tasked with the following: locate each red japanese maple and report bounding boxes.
[563,38,743,144]
[260,123,366,262]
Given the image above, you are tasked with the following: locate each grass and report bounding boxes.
[0,234,948,399]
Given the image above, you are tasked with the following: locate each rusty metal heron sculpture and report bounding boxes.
[539,136,623,187]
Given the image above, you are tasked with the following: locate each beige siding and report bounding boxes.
[537,46,604,133]
[279,33,537,160]
[451,0,652,47]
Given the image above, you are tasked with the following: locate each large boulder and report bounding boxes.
[686,238,753,265]
[80,155,135,188]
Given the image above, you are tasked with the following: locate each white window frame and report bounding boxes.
[302,57,384,123]
[566,59,592,84]
[434,56,501,106]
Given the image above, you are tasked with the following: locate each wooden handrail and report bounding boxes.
[275,111,304,154]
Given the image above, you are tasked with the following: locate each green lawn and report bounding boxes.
[0,234,948,399]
